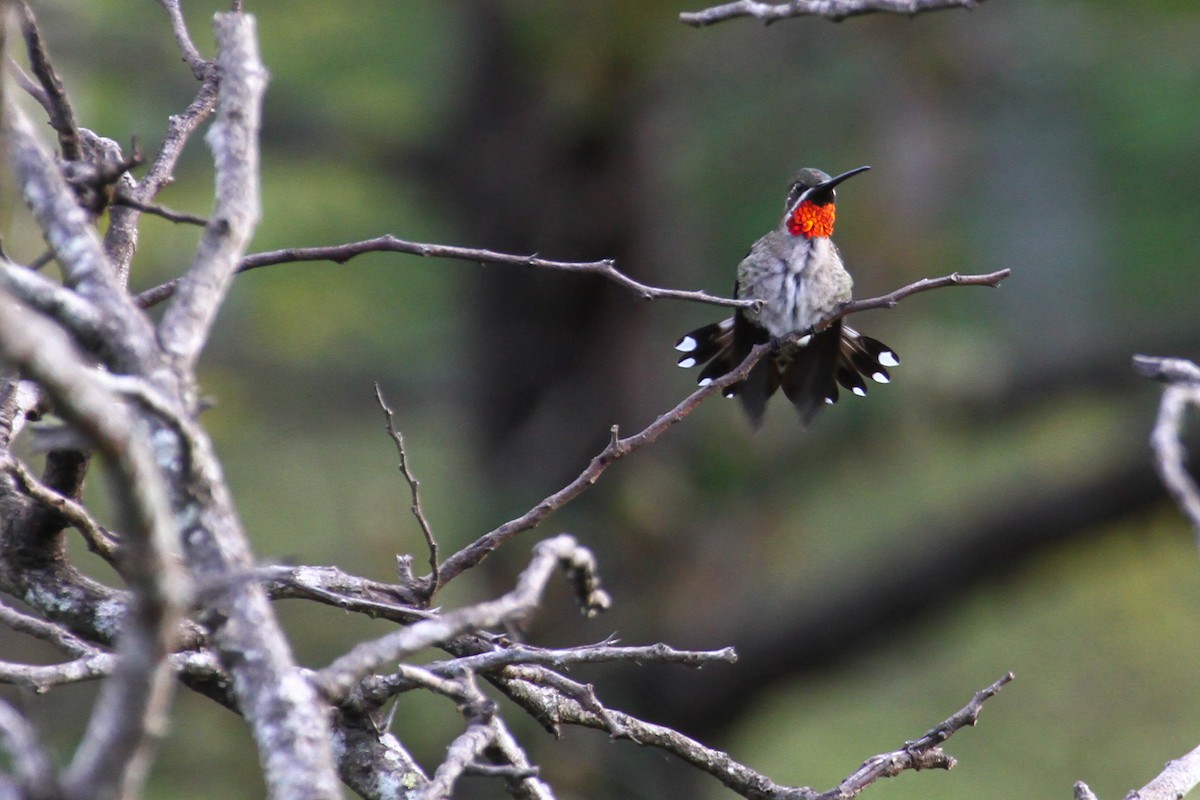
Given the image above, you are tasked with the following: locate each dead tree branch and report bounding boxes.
[0,292,187,800]
[814,672,1012,800]
[134,234,755,311]
[316,534,612,701]
[157,13,267,372]
[1076,743,1200,800]
[680,0,984,27]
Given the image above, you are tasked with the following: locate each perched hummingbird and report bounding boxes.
[674,166,898,428]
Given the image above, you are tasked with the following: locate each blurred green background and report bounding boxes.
[5,1,1200,798]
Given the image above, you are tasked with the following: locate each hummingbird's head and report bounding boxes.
[784,165,870,239]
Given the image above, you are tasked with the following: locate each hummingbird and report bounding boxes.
[674,166,898,428]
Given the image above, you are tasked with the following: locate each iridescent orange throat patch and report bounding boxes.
[787,200,836,238]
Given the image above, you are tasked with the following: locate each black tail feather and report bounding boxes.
[674,316,898,427]
[780,322,843,428]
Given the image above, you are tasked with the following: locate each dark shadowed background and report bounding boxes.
[4,1,1200,798]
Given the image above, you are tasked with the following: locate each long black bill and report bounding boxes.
[799,165,871,205]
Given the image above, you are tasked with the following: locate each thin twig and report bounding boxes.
[427,641,737,676]
[134,235,756,311]
[373,383,440,596]
[501,671,1010,800]
[112,194,208,226]
[680,0,984,27]
[423,723,496,800]
[105,71,219,279]
[156,13,267,370]
[481,716,555,800]
[0,599,101,658]
[157,0,210,79]
[2,456,120,561]
[831,269,1010,321]
[814,672,1014,800]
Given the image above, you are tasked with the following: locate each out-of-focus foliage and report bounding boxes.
[4,1,1200,799]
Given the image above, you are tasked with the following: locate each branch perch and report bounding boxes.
[438,268,1011,583]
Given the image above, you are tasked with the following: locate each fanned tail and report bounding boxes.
[674,316,773,428]
[675,317,898,428]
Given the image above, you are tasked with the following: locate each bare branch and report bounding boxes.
[0,258,109,353]
[1125,744,1200,800]
[157,12,267,370]
[424,641,738,676]
[680,0,984,27]
[501,671,1010,800]
[157,0,210,79]
[133,234,756,311]
[374,383,440,596]
[316,534,612,701]
[1133,355,1200,538]
[830,268,1010,321]
[423,722,497,800]
[814,672,1013,800]
[485,718,556,800]
[0,293,188,800]
[1,456,119,561]
[0,599,101,658]
[264,564,430,619]
[2,95,158,372]
[0,654,116,692]
[16,0,82,160]
[112,193,209,226]
[106,73,219,278]
[438,268,1009,582]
